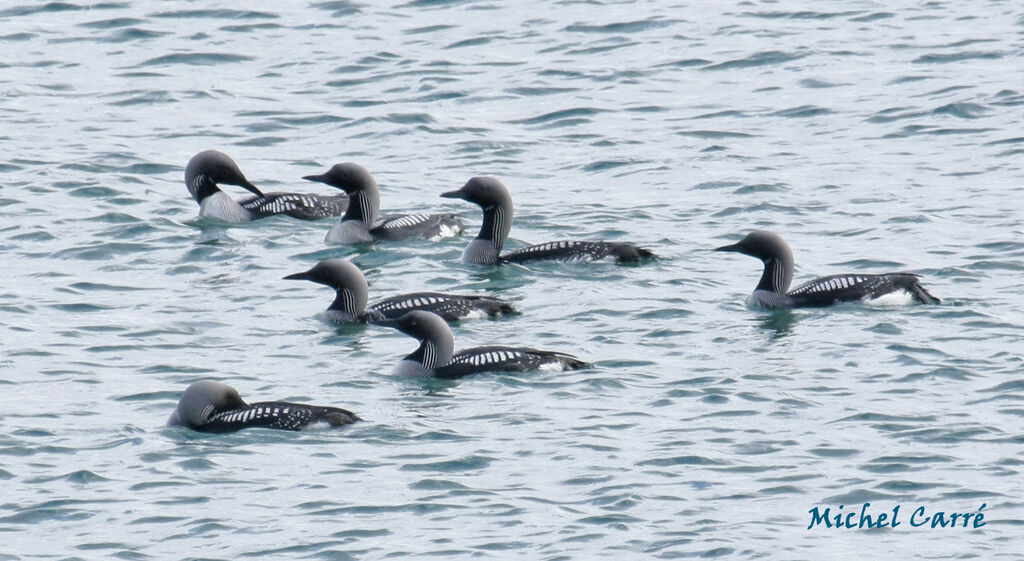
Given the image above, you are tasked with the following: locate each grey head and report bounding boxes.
[440,177,515,263]
[184,150,264,203]
[283,258,369,321]
[715,230,795,294]
[167,380,247,429]
[375,310,456,371]
[303,163,380,227]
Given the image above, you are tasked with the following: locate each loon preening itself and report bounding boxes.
[440,177,655,265]
[284,258,516,323]
[167,380,359,433]
[376,310,588,379]
[185,150,348,222]
[715,230,941,309]
[302,162,464,244]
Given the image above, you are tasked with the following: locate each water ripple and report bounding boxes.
[703,50,806,70]
[138,53,254,66]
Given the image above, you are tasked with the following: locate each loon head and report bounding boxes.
[303,163,377,196]
[378,309,449,340]
[184,150,263,203]
[441,177,514,253]
[441,176,513,210]
[374,310,455,368]
[168,380,248,429]
[284,259,369,318]
[716,230,795,293]
[717,230,798,261]
[304,163,379,226]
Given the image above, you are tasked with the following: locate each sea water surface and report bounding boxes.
[1,1,1023,559]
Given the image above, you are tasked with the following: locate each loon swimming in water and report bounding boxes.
[302,163,464,244]
[440,177,654,265]
[167,380,359,433]
[376,310,587,379]
[715,230,941,309]
[284,258,516,323]
[185,150,348,222]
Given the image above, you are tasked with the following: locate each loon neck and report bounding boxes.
[475,199,513,255]
[756,256,794,294]
[341,184,380,228]
[188,172,222,204]
[326,285,368,319]
[405,329,455,369]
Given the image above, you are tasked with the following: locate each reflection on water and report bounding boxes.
[760,308,798,337]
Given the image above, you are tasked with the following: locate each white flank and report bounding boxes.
[862,290,913,307]
[198,191,250,222]
[538,361,566,372]
[434,222,462,240]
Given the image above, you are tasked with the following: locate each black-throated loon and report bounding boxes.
[167,380,359,433]
[375,310,588,378]
[283,258,516,323]
[715,230,941,309]
[440,177,655,264]
[302,163,464,244]
[185,150,348,222]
